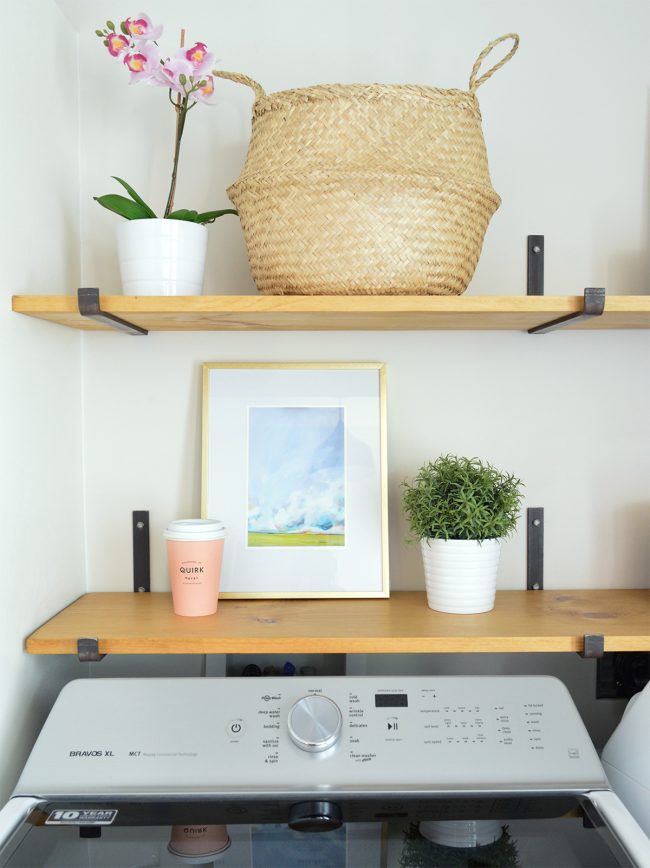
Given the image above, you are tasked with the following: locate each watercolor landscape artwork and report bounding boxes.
[247,407,345,547]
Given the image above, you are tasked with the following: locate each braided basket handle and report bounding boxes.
[469,33,519,92]
[213,69,266,100]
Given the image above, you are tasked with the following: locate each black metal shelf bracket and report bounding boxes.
[77,288,148,336]
[529,287,606,334]
[133,510,151,593]
[526,507,544,590]
[77,637,105,663]
[580,634,605,660]
[526,236,606,333]
[527,235,545,296]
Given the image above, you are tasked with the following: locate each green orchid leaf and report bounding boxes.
[93,195,151,220]
[167,209,200,221]
[194,208,238,224]
[111,177,157,217]
[167,208,239,223]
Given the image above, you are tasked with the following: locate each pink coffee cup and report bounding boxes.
[164,519,226,616]
[167,824,231,860]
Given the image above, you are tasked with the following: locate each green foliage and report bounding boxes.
[167,208,200,221]
[168,208,238,224]
[195,208,239,223]
[402,455,523,542]
[398,823,520,868]
[94,177,156,219]
[94,178,238,223]
[111,176,157,217]
[93,194,153,220]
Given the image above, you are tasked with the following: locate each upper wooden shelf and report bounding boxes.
[25,590,650,656]
[12,294,650,332]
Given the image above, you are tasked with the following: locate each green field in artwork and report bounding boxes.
[248,532,345,547]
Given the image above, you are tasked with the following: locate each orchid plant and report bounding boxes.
[94,13,237,224]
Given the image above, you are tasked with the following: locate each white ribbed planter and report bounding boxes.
[420,538,501,614]
[419,820,503,848]
[117,218,208,296]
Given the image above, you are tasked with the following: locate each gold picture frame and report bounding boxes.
[202,362,388,598]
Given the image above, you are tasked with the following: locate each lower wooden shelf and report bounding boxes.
[24,590,650,656]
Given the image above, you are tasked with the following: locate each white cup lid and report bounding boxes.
[163,519,226,541]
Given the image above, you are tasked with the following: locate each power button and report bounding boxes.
[227,718,246,738]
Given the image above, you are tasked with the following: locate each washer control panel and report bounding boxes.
[16,676,608,797]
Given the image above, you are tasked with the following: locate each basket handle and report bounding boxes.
[213,69,266,100]
[468,33,519,92]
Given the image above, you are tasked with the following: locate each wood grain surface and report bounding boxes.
[24,590,650,656]
[12,295,650,332]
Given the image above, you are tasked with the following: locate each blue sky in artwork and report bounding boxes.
[248,407,345,535]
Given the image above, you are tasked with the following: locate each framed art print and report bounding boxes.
[202,363,388,598]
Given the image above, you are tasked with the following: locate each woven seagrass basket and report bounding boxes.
[216,34,519,295]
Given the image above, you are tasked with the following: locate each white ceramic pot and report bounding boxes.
[116,218,208,296]
[420,538,501,614]
[419,820,503,848]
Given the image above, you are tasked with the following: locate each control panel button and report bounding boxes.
[288,695,342,753]
[227,718,246,738]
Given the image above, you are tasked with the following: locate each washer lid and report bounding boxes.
[0,797,645,868]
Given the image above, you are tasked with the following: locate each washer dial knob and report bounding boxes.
[288,695,342,753]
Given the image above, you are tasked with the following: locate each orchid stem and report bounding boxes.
[164,96,187,218]
[163,28,188,218]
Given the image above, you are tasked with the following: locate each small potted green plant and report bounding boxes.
[402,455,523,614]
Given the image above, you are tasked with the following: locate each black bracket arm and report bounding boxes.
[77,288,148,336]
[77,637,105,663]
[529,287,606,334]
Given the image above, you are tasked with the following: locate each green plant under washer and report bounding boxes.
[399,822,520,867]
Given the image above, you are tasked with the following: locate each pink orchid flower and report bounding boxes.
[106,32,130,58]
[184,42,215,75]
[96,14,235,220]
[190,74,215,103]
[124,42,160,82]
[159,57,195,95]
[124,13,162,42]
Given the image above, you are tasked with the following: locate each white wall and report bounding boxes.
[0,3,85,801]
[68,0,650,593]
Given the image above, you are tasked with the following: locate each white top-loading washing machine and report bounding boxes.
[602,681,650,839]
[0,675,648,867]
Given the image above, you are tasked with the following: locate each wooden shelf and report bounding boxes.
[25,590,650,656]
[12,294,650,332]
